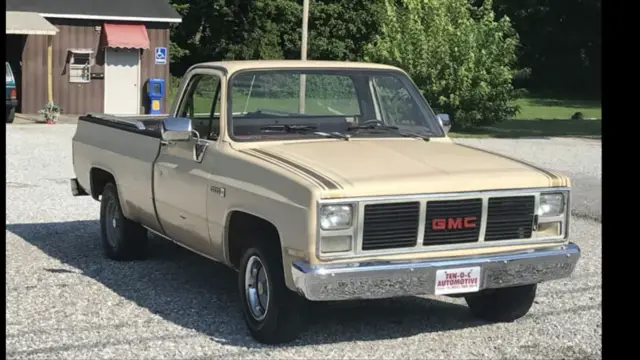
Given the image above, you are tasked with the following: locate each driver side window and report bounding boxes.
[178,74,221,140]
[372,75,422,126]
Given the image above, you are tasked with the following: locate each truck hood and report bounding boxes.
[240,139,568,197]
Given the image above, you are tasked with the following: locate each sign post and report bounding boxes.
[298,0,309,114]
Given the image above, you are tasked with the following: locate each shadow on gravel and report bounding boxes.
[8,220,490,348]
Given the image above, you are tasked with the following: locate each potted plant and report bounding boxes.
[39,102,62,124]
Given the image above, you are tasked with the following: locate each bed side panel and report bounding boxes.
[72,120,163,232]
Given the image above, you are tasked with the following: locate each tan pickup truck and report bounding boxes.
[70,60,580,344]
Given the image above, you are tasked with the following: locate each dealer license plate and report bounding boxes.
[434,266,482,295]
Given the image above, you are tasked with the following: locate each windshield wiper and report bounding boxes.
[348,123,431,141]
[260,124,351,140]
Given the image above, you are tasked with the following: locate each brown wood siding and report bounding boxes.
[20,34,48,114]
[20,19,171,115]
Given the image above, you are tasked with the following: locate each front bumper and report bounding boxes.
[292,242,580,301]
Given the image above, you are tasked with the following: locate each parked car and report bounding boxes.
[6,62,18,123]
[70,60,580,344]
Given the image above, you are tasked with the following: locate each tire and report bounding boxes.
[238,244,306,344]
[6,107,15,123]
[465,284,537,322]
[99,182,148,261]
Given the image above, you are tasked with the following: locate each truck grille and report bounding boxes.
[362,202,420,250]
[485,196,535,241]
[423,198,483,245]
[359,195,538,251]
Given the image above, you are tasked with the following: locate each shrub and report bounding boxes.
[365,0,521,128]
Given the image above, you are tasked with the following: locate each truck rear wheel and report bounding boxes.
[465,284,537,322]
[99,183,148,261]
[238,244,306,344]
[6,107,15,123]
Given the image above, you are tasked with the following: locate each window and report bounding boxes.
[6,62,14,83]
[230,72,361,116]
[68,50,93,83]
[177,73,221,139]
[372,75,423,127]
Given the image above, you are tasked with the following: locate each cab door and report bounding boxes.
[153,69,223,257]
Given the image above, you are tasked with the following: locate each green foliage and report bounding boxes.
[167,0,600,123]
[365,0,520,128]
[491,0,601,99]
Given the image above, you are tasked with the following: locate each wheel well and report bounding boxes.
[90,168,115,200]
[227,211,281,269]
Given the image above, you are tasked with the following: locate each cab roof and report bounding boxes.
[192,60,405,74]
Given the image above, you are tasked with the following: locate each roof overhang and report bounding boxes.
[39,13,182,23]
[6,11,59,35]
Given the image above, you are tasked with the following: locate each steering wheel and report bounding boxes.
[360,119,385,127]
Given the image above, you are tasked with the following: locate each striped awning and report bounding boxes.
[6,11,59,35]
[103,23,150,49]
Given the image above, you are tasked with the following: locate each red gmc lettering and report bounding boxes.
[464,216,477,228]
[432,218,446,230]
[447,217,463,229]
[431,216,477,230]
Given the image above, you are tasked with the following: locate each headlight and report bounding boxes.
[538,193,565,217]
[319,204,353,230]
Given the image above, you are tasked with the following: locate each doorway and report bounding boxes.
[6,35,26,113]
[104,48,140,115]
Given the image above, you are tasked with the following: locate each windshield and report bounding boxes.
[228,69,443,141]
[6,62,14,83]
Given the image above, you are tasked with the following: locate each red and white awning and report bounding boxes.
[102,23,150,49]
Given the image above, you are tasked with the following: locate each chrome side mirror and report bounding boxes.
[162,117,192,141]
[437,114,451,134]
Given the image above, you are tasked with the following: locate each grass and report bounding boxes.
[448,119,601,139]
[449,96,602,138]
[513,97,602,120]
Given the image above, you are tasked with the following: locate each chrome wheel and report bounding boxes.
[104,199,121,248]
[245,255,270,321]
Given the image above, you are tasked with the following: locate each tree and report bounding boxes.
[492,0,601,99]
[365,0,521,128]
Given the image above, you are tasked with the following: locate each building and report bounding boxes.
[5,0,181,115]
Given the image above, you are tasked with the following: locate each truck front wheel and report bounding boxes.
[464,284,537,322]
[99,183,148,261]
[238,245,306,344]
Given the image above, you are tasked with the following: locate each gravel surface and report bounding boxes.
[6,125,601,359]
[453,137,602,222]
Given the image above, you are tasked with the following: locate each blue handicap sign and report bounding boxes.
[155,47,167,65]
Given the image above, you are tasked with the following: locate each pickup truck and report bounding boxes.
[70,60,580,344]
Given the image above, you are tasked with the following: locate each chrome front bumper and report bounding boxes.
[291,243,580,301]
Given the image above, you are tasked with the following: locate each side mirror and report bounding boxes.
[437,114,451,134]
[162,117,192,141]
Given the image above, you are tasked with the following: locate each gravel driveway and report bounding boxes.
[6,125,601,359]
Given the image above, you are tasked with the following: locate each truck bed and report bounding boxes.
[73,112,166,232]
[78,113,167,138]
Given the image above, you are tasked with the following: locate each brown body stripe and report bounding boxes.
[250,149,342,190]
[238,150,321,188]
[455,143,562,182]
[240,149,341,190]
